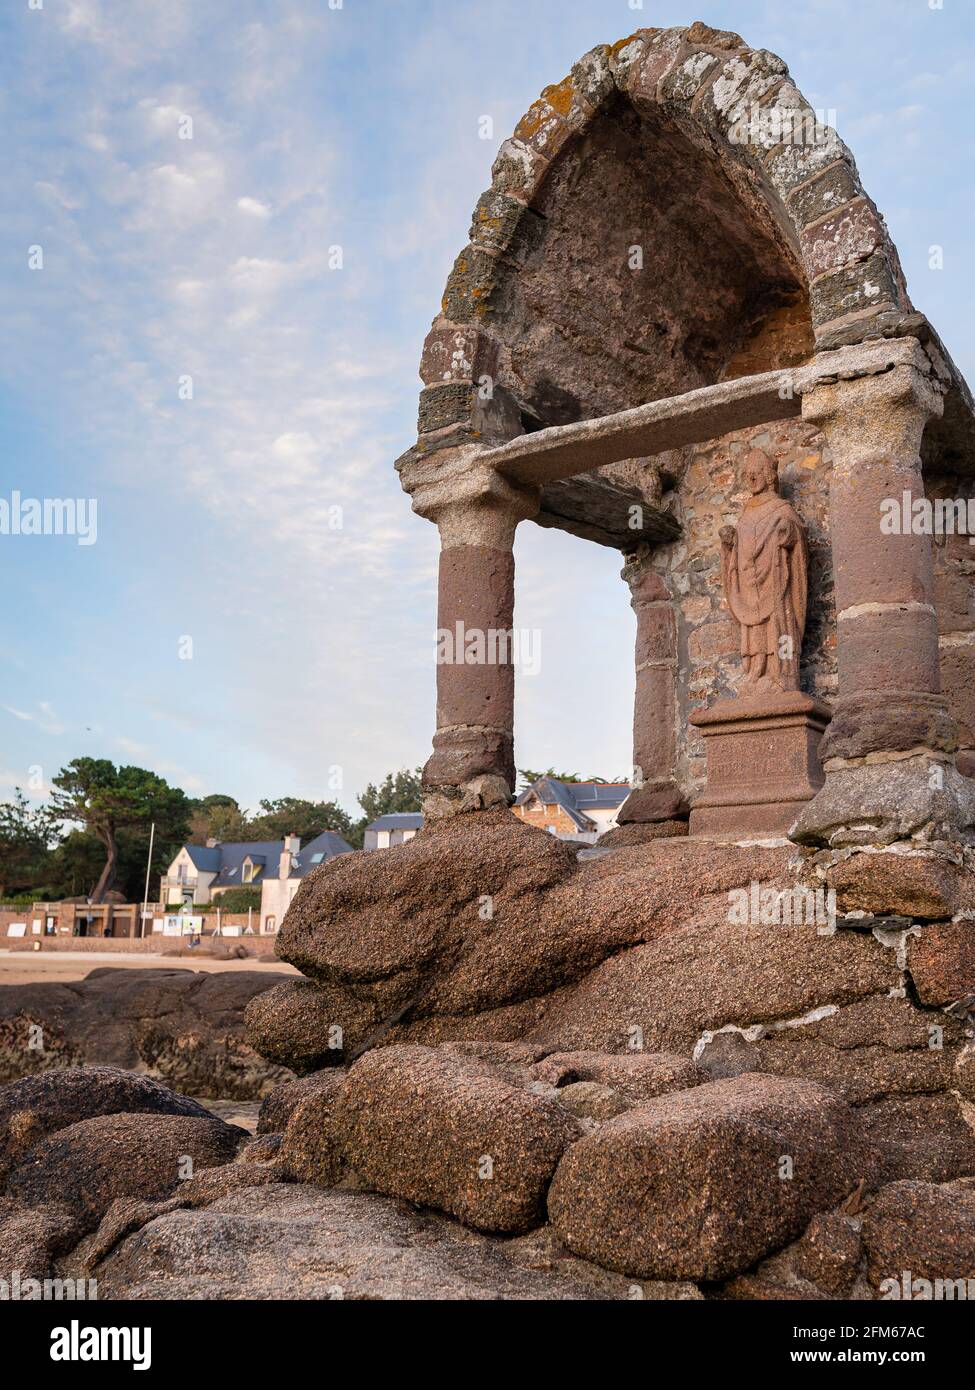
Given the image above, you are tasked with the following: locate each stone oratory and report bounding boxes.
[238,27,975,1291]
[396,21,975,848]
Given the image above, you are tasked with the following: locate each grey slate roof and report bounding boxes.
[366,813,424,832]
[515,779,630,830]
[209,841,288,887]
[289,830,354,877]
[182,835,351,887]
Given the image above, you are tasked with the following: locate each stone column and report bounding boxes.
[616,548,688,826]
[408,457,540,817]
[792,348,975,844]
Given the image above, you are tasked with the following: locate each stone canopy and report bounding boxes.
[396,20,975,847]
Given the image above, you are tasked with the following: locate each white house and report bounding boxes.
[362,812,423,850]
[259,830,354,933]
[161,832,352,912]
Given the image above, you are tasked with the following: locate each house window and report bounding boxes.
[264,916,277,934]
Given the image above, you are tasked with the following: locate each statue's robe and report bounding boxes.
[721,491,808,689]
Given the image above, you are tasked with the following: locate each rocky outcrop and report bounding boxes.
[547,1074,878,1281]
[6,1112,246,1225]
[338,1046,580,1234]
[0,1065,216,1186]
[259,813,813,1055]
[0,967,292,1098]
[86,1184,692,1301]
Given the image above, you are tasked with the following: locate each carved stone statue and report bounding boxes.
[718,448,808,694]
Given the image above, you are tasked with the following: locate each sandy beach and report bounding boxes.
[0,949,299,987]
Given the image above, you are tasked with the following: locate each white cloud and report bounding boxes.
[3,703,66,736]
[237,196,272,219]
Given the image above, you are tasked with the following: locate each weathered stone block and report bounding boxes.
[908,919,975,1005]
[419,321,498,387]
[441,247,501,322]
[801,198,885,280]
[809,249,902,328]
[548,1073,879,1281]
[339,1045,579,1234]
[788,159,863,229]
[827,851,975,920]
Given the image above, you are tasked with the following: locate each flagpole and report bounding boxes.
[140,822,156,939]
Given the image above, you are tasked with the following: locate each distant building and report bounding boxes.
[161,832,352,909]
[363,812,423,850]
[260,830,354,933]
[513,779,630,843]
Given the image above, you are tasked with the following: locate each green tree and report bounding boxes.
[50,759,190,903]
[187,794,249,845]
[357,768,422,824]
[518,768,582,789]
[0,790,58,898]
[45,829,106,900]
[246,796,355,843]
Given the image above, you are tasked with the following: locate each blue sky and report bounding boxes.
[0,0,971,816]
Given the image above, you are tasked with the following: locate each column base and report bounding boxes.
[790,754,975,848]
[688,691,831,838]
[422,774,513,822]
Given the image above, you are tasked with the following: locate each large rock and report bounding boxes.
[522,916,901,1054]
[272,812,796,1030]
[694,995,966,1105]
[277,1073,349,1188]
[338,1045,579,1234]
[861,1180,975,1293]
[245,979,378,1072]
[88,1184,684,1300]
[0,1065,214,1186]
[6,1112,246,1225]
[0,968,290,1098]
[548,1073,879,1281]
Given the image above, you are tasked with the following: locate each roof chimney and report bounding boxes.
[279,834,300,879]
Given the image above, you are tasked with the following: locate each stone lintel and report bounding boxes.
[478,338,933,488]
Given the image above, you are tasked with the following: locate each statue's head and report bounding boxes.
[741,448,778,497]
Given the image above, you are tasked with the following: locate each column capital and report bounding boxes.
[800,356,944,460]
[401,446,540,548]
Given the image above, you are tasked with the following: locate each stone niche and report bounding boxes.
[643,415,835,807]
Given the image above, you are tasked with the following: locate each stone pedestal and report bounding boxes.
[688,692,831,836]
